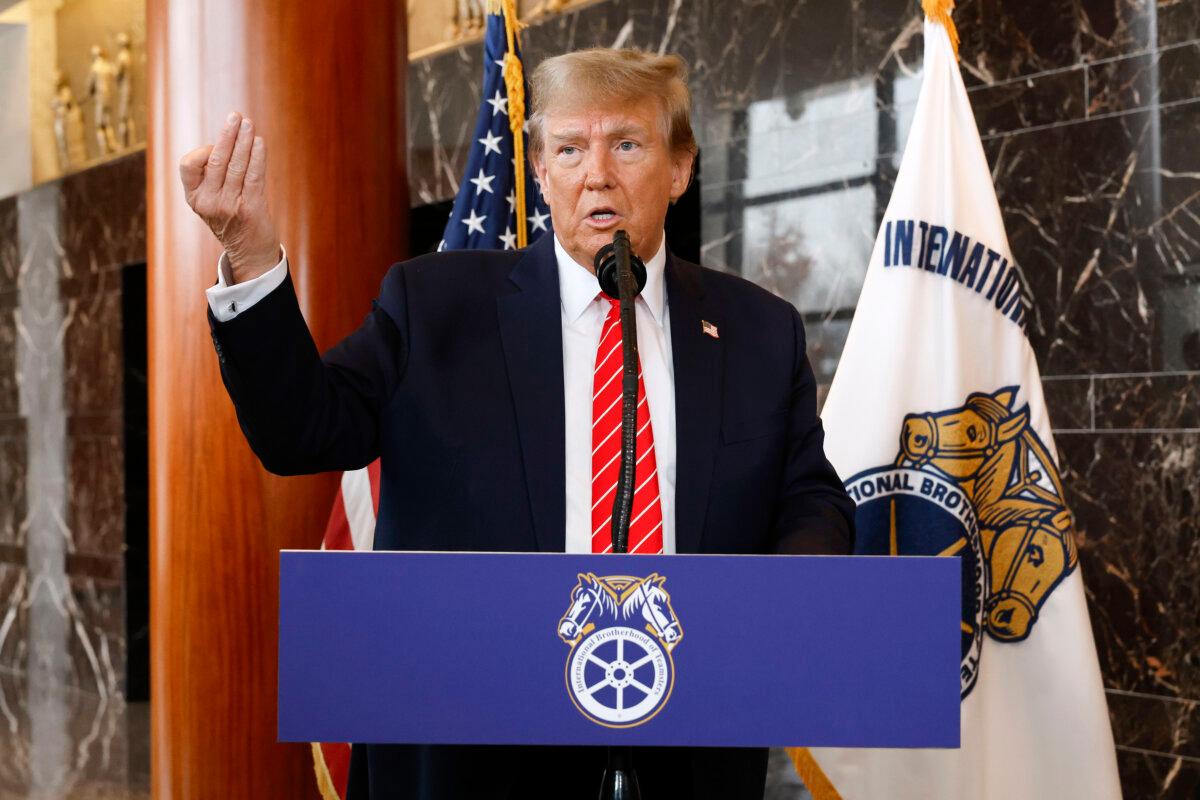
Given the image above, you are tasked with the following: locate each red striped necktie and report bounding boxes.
[591,297,663,555]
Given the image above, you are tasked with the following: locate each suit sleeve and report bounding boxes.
[207,264,407,475]
[771,306,856,555]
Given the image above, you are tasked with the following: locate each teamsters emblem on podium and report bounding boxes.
[847,387,1078,698]
[557,573,683,728]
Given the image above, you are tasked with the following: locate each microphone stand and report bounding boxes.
[608,229,640,556]
[597,230,643,800]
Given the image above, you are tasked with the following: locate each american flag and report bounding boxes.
[439,0,551,252]
[310,2,549,797]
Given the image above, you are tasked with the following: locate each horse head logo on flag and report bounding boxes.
[898,387,1078,641]
[557,573,682,727]
[845,387,1077,697]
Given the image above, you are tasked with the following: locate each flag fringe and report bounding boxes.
[493,0,531,247]
[787,747,844,800]
[311,742,343,800]
[921,0,960,59]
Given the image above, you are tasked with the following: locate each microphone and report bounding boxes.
[593,238,647,300]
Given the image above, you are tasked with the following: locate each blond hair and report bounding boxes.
[528,48,698,158]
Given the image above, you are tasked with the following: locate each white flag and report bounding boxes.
[798,15,1122,800]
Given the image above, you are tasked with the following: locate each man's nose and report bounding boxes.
[583,148,615,191]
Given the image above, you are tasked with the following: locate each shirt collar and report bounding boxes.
[554,233,668,328]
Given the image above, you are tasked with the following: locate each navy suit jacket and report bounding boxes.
[208,232,854,798]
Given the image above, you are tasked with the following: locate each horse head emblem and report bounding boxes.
[628,574,683,648]
[558,573,683,649]
[558,572,616,644]
[896,387,1078,642]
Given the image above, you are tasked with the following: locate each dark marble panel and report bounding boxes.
[1158,0,1200,49]
[987,101,1200,376]
[0,197,16,291]
[64,553,124,582]
[1057,432,1199,701]
[0,298,17,418]
[0,562,29,674]
[66,428,125,560]
[1094,372,1200,429]
[525,0,690,66]
[57,151,147,276]
[1088,40,1200,116]
[1115,746,1200,800]
[408,51,481,205]
[687,0,880,148]
[64,575,124,698]
[0,420,27,550]
[62,275,124,418]
[1041,375,1094,431]
[1107,690,1199,760]
[1151,109,1200,284]
[968,68,1087,137]
[955,0,1166,84]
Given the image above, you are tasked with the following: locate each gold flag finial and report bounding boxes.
[921,0,960,59]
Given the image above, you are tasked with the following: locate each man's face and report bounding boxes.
[532,95,694,271]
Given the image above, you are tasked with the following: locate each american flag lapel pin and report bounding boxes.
[702,320,719,339]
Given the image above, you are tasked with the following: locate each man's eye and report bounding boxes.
[560,146,578,156]
[618,141,638,152]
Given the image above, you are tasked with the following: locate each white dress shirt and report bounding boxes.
[205,235,677,554]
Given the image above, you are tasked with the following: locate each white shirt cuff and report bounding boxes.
[206,246,289,322]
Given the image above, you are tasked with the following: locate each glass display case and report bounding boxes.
[0,0,145,197]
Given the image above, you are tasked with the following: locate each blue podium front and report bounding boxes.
[278,552,959,749]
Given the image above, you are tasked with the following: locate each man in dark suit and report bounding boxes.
[180,47,853,800]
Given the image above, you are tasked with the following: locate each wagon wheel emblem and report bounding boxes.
[567,627,672,726]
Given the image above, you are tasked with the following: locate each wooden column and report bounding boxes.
[146,2,406,796]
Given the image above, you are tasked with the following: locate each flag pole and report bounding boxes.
[491,0,531,247]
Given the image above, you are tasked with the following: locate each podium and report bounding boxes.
[278,551,960,749]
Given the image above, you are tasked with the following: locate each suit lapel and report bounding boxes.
[496,235,566,553]
[666,254,722,554]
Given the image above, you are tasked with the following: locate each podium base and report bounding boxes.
[599,747,641,800]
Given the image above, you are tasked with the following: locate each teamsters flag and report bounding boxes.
[310,1,550,797]
[790,4,1121,799]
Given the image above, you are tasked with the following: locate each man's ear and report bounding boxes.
[669,149,696,203]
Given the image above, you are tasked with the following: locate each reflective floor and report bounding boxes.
[764,749,813,800]
[0,671,149,800]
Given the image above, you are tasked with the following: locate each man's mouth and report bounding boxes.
[585,207,620,228]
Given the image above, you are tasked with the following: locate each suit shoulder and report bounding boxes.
[374,247,525,303]
[381,248,524,292]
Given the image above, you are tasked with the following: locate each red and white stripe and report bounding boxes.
[312,459,381,800]
[591,299,663,555]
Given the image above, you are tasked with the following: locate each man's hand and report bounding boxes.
[179,111,281,284]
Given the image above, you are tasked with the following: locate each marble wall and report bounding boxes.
[0,149,145,795]
[409,1,1200,796]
